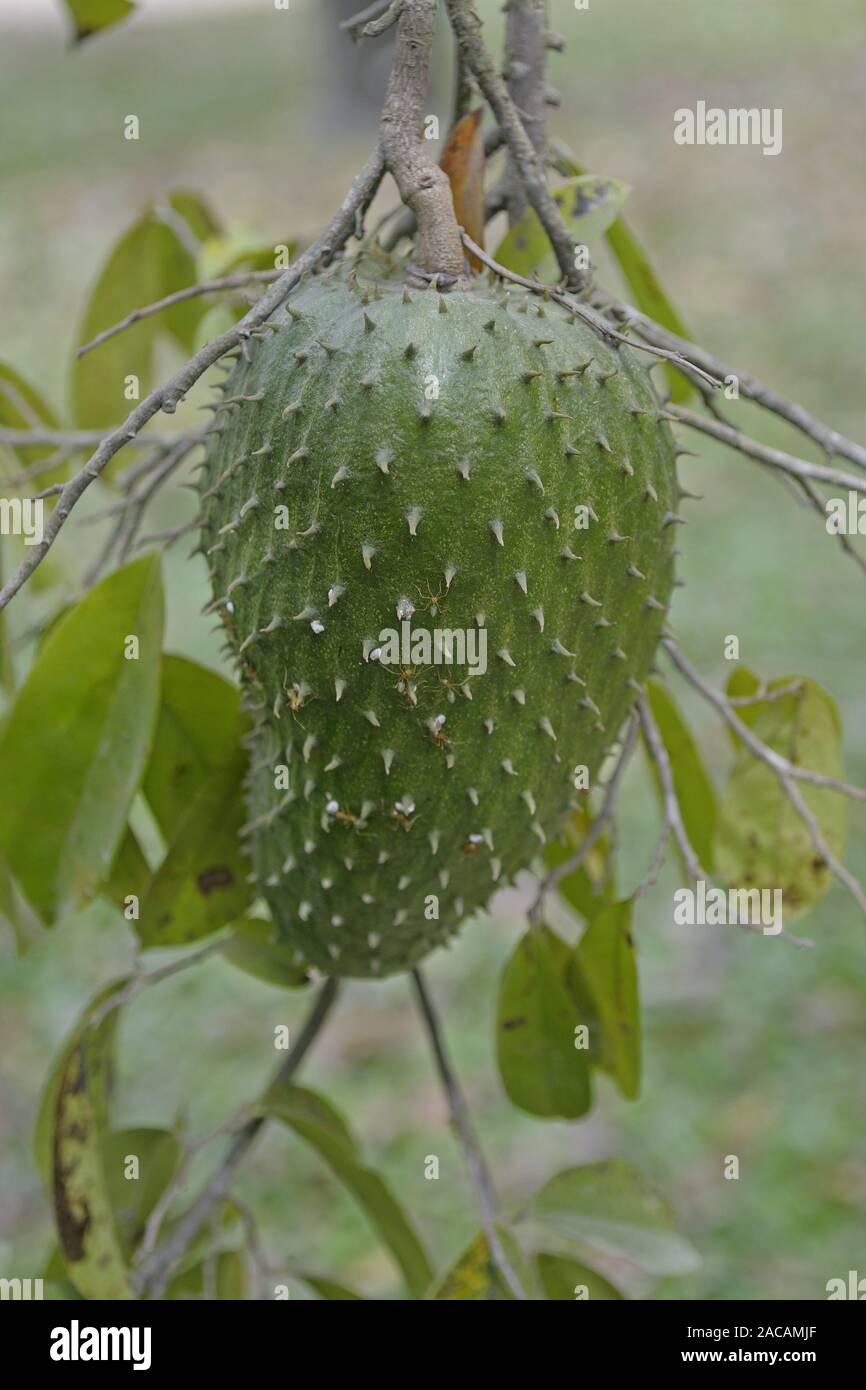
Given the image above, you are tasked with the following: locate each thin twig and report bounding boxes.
[0,427,181,452]
[728,680,804,707]
[444,0,583,289]
[359,0,405,39]
[133,978,340,1299]
[341,0,401,38]
[637,693,709,883]
[411,969,527,1301]
[76,271,281,359]
[661,638,866,917]
[0,146,386,612]
[596,289,866,475]
[662,641,865,803]
[530,712,639,925]
[460,230,721,388]
[666,403,866,496]
[88,937,230,1028]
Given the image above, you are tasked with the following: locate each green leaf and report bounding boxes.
[724,665,762,747]
[100,826,151,913]
[37,980,135,1299]
[575,899,640,1099]
[167,190,222,246]
[143,654,243,842]
[496,924,592,1119]
[645,679,717,873]
[430,1226,534,1300]
[552,150,693,401]
[544,807,615,922]
[102,1127,182,1256]
[223,916,312,989]
[0,361,70,498]
[0,544,15,697]
[264,1083,434,1299]
[536,1251,625,1300]
[495,175,630,281]
[200,232,297,279]
[62,0,136,43]
[167,1250,247,1300]
[138,746,252,947]
[0,555,164,922]
[0,360,61,466]
[297,1272,365,1300]
[604,218,694,401]
[527,1161,700,1276]
[0,851,43,954]
[715,676,848,923]
[73,208,202,428]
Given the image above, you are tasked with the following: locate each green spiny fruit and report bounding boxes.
[198,256,679,979]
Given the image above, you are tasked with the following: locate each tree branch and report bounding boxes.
[444,0,583,289]
[0,147,386,612]
[410,969,528,1300]
[636,692,709,883]
[503,0,549,225]
[665,403,866,496]
[380,0,465,281]
[530,711,639,925]
[595,288,866,474]
[342,0,403,39]
[460,230,720,386]
[76,271,282,359]
[133,977,340,1299]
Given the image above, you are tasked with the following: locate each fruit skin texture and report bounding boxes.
[198,257,679,979]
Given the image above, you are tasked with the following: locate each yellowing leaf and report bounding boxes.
[430,1226,532,1300]
[715,677,848,923]
[63,0,135,44]
[495,175,630,282]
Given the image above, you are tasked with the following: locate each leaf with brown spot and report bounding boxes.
[35,981,134,1300]
[494,175,630,282]
[440,108,486,270]
[139,747,252,947]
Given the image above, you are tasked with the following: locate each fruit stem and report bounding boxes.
[380,0,467,284]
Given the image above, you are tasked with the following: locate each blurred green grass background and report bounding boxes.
[1,0,864,1299]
